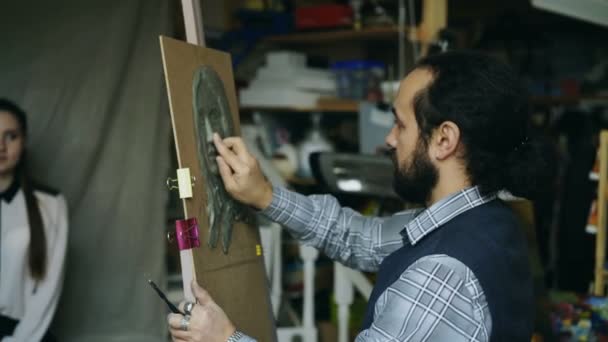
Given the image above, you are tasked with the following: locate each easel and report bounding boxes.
[159,1,276,340]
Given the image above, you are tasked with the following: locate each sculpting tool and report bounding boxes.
[148,279,183,314]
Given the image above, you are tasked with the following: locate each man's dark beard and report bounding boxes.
[391,139,438,206]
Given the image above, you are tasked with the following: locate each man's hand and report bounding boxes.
[167,280,236,342]
[213,133,273,210]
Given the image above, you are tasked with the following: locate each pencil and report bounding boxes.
[148,279,183,314]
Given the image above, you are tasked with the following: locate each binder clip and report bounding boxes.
[166,168,196,199]
[174,217,201,250]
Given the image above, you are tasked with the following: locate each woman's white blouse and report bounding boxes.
[0,188,68,342]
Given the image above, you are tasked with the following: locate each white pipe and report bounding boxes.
[300,245,319,329]
[335,263,354,342]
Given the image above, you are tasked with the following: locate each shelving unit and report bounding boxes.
[593,130,608,295]
[239,94,608,114]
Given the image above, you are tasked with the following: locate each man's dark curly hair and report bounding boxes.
[412,50,550,199]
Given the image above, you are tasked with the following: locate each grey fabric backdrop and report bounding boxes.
[0,1,172,341]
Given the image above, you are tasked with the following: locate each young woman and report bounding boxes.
[0,99,68,342]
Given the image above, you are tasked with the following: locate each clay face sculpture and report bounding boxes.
[192,66,248,253]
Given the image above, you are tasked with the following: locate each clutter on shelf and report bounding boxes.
[295,4,353,30]
[239,51,335,109]
[297,113,334,179]
[548,291,608,341]
[331,60,385,101]
[239,51,391,108]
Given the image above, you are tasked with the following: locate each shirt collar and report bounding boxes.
[401,186,497,245]
[0,177,21,203]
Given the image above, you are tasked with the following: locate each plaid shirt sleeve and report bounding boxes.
[357,254,491,342]
[261,186,418,272]
[261,187,492,341]
[236,255,491,342]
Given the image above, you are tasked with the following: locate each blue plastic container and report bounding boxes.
[331,60,385,99]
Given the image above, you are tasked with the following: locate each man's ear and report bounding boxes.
[431,121,460,161]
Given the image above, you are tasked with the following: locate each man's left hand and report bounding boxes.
[167,280,236,342]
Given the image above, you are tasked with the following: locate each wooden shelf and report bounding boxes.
[240,97,360,113]
[265,26,406,44]
[286,176,317,186]
[530,94,608,106]
[240,94,608,113]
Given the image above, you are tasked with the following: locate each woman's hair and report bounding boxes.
[0,98,47,280]
[412,50,552,199]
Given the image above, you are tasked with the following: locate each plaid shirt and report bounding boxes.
[238,186,496,342]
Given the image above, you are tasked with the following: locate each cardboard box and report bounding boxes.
[201,0,243,30]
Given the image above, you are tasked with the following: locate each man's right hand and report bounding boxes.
[213,133,273,210]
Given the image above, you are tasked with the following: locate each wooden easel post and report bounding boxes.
[176,0,205,303]
[161,2,276,340]
[418,0,447,56]
[594,131,608,295]
[181,0,205,46]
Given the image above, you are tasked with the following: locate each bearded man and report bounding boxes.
[168,50,548,342]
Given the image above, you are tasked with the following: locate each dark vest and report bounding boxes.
[361,200,534,341]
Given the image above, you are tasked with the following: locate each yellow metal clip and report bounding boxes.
[166,168,196,199]
[176,168,195,199]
